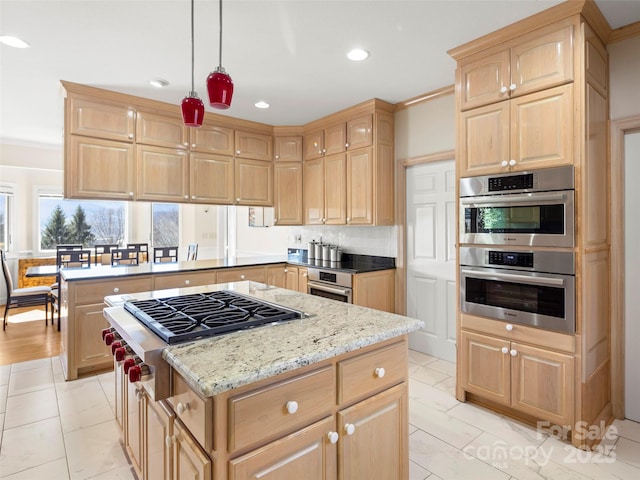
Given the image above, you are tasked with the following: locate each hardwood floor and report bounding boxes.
[0,306,62,365]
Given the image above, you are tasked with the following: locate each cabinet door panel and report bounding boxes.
[459,50,510,110]
[346,148,373,225]
[146,398,173,480]
[303,129,324,161]
[191,124,234,155]
[510,342,574,426]
[274,136,303,162]
[235,158,273,206]
[303,158,325,224]
[235,131,273,161]
[459,330,510,406]
[137,145,189,202]
[229,417,337,480]
[126,382,144,478]
[511,24,573,97]
[217,267,266,284]
[324,123,347,156]
[190,153,234,204]
[285,267,299,291]
[338,384,407,480]
[324,154,346,225]
[347,114,373,150]
[74,303,111,369]
[459,102,510,177]
[68,97,134,141]
[511,84,573,170]
[274,162,303,225]
[67,136,135,200]
[173,420,212,480]
[298,268,308,293]
[136,111,188,149]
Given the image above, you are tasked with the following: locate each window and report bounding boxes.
[151,203,179,247]
[0,190,13,251]
[38,194,126,250]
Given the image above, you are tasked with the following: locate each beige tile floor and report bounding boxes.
[0,352,639,479]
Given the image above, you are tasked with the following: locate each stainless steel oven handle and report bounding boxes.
[461,268,565,286]
[460,192,566,205]
[308,282,352,296]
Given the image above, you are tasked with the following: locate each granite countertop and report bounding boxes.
[60,255,288,281]
[159,282,423,398]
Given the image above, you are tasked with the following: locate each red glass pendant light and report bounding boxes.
[181,0,204,127]
[207,0,233,109]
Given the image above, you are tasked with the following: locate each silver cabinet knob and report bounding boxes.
[344,423,355,435]
[128,133,134,139]
[500,86,508,94]
[509,83,517,91]
[327,431,339,444]
[510,349,518,357]
[285,401,299,414]
[374,367,386,378]
[505,324,514,331]
[501,160,508,167]
[501,347,509,354]
[509,159,516,166]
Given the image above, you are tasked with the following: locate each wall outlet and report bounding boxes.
[294,234,302,244]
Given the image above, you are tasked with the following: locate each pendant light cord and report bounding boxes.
[190,0,195,91]
[218,0,223,68]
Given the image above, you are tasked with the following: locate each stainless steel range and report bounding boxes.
[124,290,304,344]
[103,286,306,401]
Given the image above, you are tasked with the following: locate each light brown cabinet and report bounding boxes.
[136,144,189,202]
[459,83,573,176]
[459,328,574,426]
[189,152,234,204]
[451,4,612,448]
[266,264,287,288]
[235,130,273,161]
[459,22,574,111]
[234,158,273,206]
[153,271,217,290]
[190,123,235,155]
[172,419,212,480]
[303,123,346,161]
[304,154,347,225]
[274,135,303,162]
[274,162,303,225]
[136,110,189,149]
[353,269,395,313]
[216,266,267,284]
[67,95,135,142]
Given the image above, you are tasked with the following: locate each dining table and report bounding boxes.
[25,265,59,277]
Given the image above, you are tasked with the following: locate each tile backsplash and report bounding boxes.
[287,226,398,258]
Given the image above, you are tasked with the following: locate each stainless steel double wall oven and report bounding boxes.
[459,166,576,334]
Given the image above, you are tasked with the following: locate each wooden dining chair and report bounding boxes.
[186,243,198,261]
[153,246,179,263]
[1,249,52,330]
[94,244,118,265]
[111,248,140,266]
[127,243,149,263]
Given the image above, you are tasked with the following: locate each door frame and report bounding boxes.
[611,114,640,418]
[395,150,455,315]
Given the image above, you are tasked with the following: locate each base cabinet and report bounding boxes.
[353,270,395,313]
[172,420,212,480]
[459,329,574,426]
[229,417,337,480]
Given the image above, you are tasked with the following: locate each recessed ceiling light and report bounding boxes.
[149,78,169,88]
[255,101,270,109]
[0,35,30,48]
[347,48,369,62]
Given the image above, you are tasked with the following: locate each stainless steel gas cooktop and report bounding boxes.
[123,290,305,344]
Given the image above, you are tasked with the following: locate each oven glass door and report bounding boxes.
[460,191,574,247]
[307,282,352,303]
[460,267,575,333]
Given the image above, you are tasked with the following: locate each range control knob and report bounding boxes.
[123,358,137,374]
[104,332,121,346]
[128,364,150,383]
[114,346,133,362]
[110,341,122,355]
[101,328,113,340]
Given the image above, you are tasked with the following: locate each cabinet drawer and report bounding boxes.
[337,341,407,405]
[228,366,335,452]
[154,271,217,290]
[72,277,153,305]
[216,266,266,284]
[460,313,575,354]
[168,371,213,452]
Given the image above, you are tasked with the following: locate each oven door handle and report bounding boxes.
[461,268,565,286]
[308,282,352,297]
[460,192,566,206]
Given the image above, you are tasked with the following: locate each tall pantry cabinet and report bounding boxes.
[449,0,612,448]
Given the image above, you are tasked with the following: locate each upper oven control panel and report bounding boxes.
[460,165,574,197]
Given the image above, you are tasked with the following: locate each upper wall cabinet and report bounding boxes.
[190,124,235,156]
[136,110,189,149]
[459,22,574,111]
[68,97,135,142]
[274,135,303,162]
[235,130,273,161]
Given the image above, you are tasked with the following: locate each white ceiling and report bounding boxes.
[1,0,638,147]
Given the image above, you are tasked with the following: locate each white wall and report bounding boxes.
[609,36,640,121]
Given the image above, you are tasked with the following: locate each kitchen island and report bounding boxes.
[104,282,422,480]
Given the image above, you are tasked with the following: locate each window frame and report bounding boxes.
[0,183,16,253]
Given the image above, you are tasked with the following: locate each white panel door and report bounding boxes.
[406,160,457,361]
[625,131,640,422]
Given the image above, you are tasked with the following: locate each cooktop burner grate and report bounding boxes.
[124,290,304,344]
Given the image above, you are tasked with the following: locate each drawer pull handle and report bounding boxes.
[501,347,509,354]
[240,274,246,280]
[184,280,190,285]
[374,367,386,378]
[344,423,355,436]
[177,402,190,415]
[113,287,120,293]
[327,431,339,444]
[165,435,175,448]
[505,324,513,331]
[285,401,299,414]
